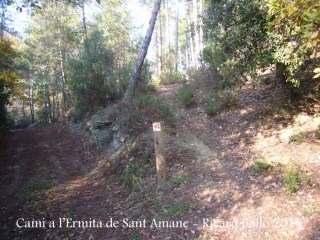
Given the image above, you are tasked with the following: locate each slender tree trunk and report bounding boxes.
[187,7,195,68]
[275,62,286,89]
[193,0,200,68]
[122,0,162,102]
[28,73,34,124]
[58,29,67,111]
[174,0,179,71]
[159,10,163,74]
[156,29,160,75]
[46,85,52,123]
[22,99,26,118]
[165,0,170,56]
[199,0,204,58]
[185,35,189,69]
[80,0,88,42]
[0,1,5,38]
[52,85,55,123]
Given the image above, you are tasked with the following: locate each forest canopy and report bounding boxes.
[0,0,319,133]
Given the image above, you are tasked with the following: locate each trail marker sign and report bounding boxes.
[153,121,166,188]
[153,122,161,132]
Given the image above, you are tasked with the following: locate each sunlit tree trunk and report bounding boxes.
[159,10,163,74]
[185,35,189,69]
[193,0,200,68]
[174,0,179,71]
[0,0,6,38]
[187,6,195,68]
[57,26,68,112]
[80,0,88,42]
[123,0,162,101]
[165,0,170,57]
[28,72,35,124]
[199,0,204,59]
[52,83,55,122]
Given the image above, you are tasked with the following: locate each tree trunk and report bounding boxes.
[193,0,200,68]
[58,29,68,112]
[199,0,204,59]
[80,0,88,42]
[187,7,195,68]
[275,62,286,89]
[174,0,179,71]
[0,1,6,38]
[28,73,35,124]
[122,0,162,102]
[165,0,170,56]
[159,10,163,74]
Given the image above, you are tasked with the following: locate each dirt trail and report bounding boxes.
[0,83,320,240]
[157,83,320,239]
[0,126,113,239]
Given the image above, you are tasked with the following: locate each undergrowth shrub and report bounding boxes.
[178,87,195,106]
[158,71,186,85]
[21,179,53,198]
[120,164,144,189]
[187,68,211,86]
[204,91,237,116]
[68,30,151,120]
[127,93,176,129]
[254,161,273,173]
[282,165,314,195]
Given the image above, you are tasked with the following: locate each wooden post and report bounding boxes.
[153,121,166,187]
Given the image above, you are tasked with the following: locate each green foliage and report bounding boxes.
[267,0,320,84]
[165,202,191,218]
[316,131,320,140]
[178,87,194,106]
[170,172,190,187]
[204,91,237,116]
[204,0,319,88]
[120,164,144,189]
[254,161,274,173]
[289,132,304,144]
[204,0,271,87]
[14,117,33,129]
[93,129,113,149]
[282,165,314,195]
[128,93,176,128]
[282,166,300,195]
[21,179,53,197]
[0,38,18,137]
[158,71,186,85]
[68,31,119,114]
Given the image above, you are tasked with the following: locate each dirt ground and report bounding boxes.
[0,83,320,240]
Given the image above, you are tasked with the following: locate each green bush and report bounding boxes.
[178,87,194,106]
[187,68,211,84]
[128,93,176,128]
[281,165,314,195]
[159,71,186,85]
[170,172,191,187]
[120,164,144,188]
[282,166,300,195]
[68,30,151,119]
[289,132,304,144]
[21,179,53,197]
[254,161,273,173]
[316,131,320,140]
[204,91,237,116]
[14,117,33,129]
[165,202,192,218]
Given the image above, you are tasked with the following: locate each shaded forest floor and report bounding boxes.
[1,82,320,239]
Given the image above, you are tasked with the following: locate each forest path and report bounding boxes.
[0,83,319,240]
[0,126,129,239]
[157,83,320,240]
